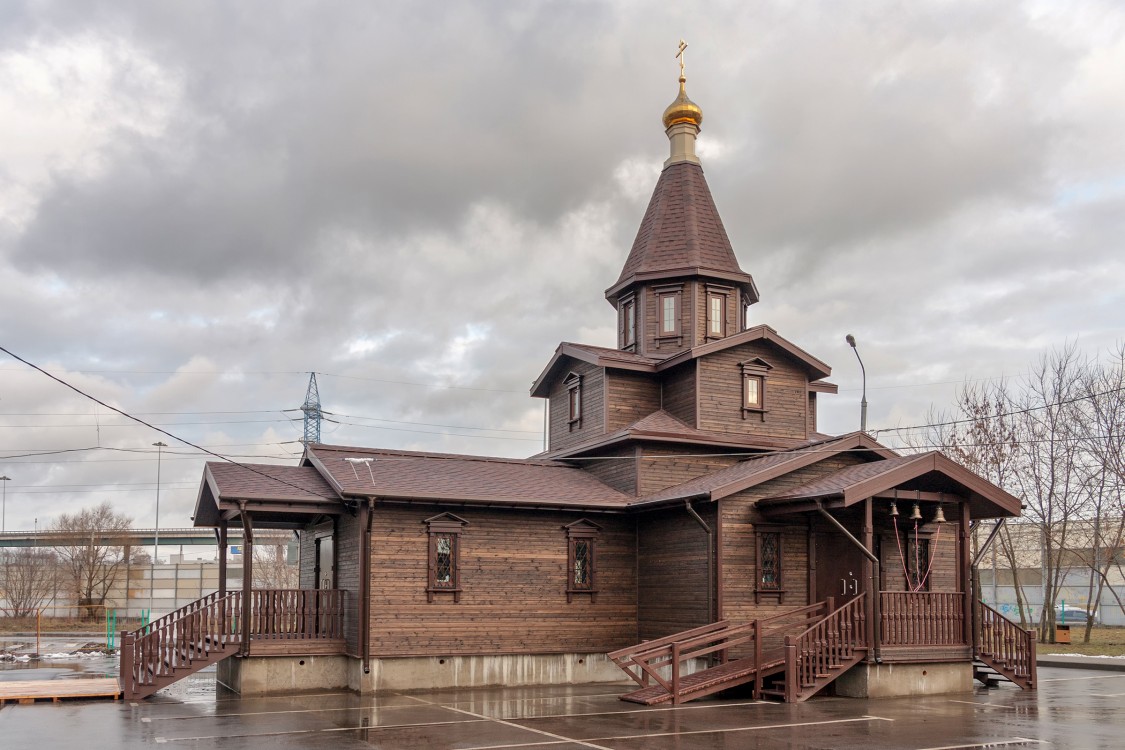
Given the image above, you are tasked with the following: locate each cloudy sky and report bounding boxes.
[1,1,1123,540]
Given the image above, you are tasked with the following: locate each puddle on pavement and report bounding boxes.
[0,637,119,681]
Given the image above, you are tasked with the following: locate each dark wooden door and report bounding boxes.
[815,532,867,604]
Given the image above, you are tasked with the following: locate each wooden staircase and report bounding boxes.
[609,597,867,705]
[973,602,1037,690]
[119,588,346,700]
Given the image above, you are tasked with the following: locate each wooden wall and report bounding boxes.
[637,444,744,497]
[369,505,637,657]
[661,362,697,427]
[697,341,809,441]
[605,371,661,431]
[807,392,817,435]
[637,503,716,640]
[877,504,962,593]
[580,445,637,496]
[720,454,864,624]
[547,360,605,451]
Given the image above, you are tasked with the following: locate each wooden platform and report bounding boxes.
[0,678,121,705]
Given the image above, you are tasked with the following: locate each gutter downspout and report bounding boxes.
[361,498,374,676]
[685,500,714,625]
[815,501,881,662]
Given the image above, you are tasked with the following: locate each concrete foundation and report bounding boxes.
[834,661,972,698]
[216,655,351,696]
[356,653,626,693]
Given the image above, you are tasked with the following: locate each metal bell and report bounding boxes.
[933,504,947,524]
[888,501,899,517]
[910,503,923,521]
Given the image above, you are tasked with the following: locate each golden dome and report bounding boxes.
[662,76,703,129]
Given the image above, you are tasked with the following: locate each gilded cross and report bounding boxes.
[676,39,688,78]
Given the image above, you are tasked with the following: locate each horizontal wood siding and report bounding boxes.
[721,454,865,625]
[336,513,363,657]
[637,503,716,640]
[878,504,961,594]
[637,445,744,497]
[580,445,637,496]
[661,362,697,427]
[807,392,817,435]
[547,361,605,452]
[370,505,636,657]
[697,341,809,441]
[643,279,691,357]
[605,371,661,431]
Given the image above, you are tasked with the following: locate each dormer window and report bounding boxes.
[740,357,773,420]
[564,372,582,429]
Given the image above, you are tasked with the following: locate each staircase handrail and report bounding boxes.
[783,594,867,702]
[975,601,1037,689]
[610,601,834,699]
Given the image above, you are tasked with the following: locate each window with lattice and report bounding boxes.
[424,513,467,602]
[564,519,600,602]
[906,537,931,592]
[740,357,773,421]
[755,528,786,603]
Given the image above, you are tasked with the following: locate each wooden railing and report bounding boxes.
[784,594,867,702]
[975,601,1036,690]
[120,588,345,700]
[608,601,833,703]
[249,589,344,640]
[880,591,966,646]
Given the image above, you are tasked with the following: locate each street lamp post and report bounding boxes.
[845,334,868,433]
[150,442,168,617]
[0,476,10,533]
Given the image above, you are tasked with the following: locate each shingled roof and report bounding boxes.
[193,463,342,529]
[305,444,633,510]
[606,161,757,302]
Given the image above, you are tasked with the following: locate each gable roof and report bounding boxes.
[758,450,1022,519]
[531,327,831,398]
[530,342,661,397]
[193,463,342,529]
[606,161,757,303]
[655,325,832,380]
[304,444,633,511]
[630,432,897,508]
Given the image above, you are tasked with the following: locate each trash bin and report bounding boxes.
[1055,624,1071,644]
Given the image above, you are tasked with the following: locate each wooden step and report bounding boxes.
[620,656,784,705]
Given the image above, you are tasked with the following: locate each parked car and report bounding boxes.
[1055,605,1098,626]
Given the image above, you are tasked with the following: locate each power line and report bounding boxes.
[0,345,338,500]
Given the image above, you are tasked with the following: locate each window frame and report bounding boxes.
[620,295,637,349]
[739,357,773,421]
[905,535,932,592]
[564,519,601,602]
[564,372,582,429]
[424,513,468,603]
[755,526,786,604]
[705,284,733,340]
[653,284,683,343]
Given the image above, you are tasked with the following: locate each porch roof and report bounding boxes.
[192,463,344,529]
[630,432,897,508]
[757,451,1022,519]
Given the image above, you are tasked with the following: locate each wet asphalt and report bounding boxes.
[1,666,1123,749]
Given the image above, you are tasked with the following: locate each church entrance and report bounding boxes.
[814,529,868,605]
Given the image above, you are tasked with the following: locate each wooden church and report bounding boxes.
[120,68,1035,703]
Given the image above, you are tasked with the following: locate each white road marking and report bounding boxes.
[947,700,1018,710]
[443,704,614,750]
[1089,692,1125,697]
[910,738,1046,749]
[1039,673,1125,683]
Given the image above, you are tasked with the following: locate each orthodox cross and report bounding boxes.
[676,39,688,77]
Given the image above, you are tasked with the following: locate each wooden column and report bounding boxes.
[359,499,372,674]
[217,521,228,597]
[960,502,973,647]
[863,497,875,658]
[240,509,253,656]
[807,517,817,606]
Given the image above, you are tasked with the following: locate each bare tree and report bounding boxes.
[52,502,133,617]
[252,543,298,589]
[2,548,58,617]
